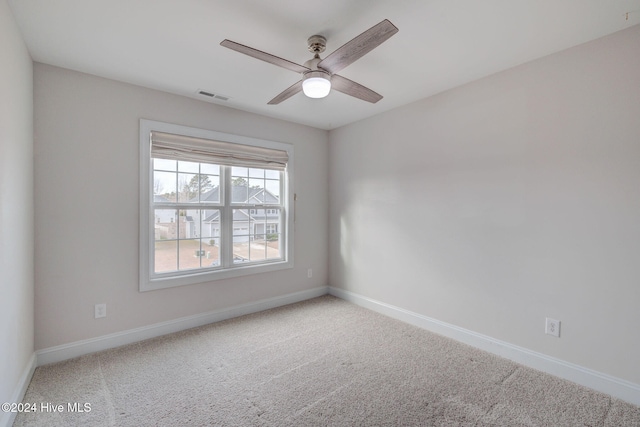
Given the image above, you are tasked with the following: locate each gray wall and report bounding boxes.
[0,0,34,412]
[34,63,329,349]
[329,25,640,384]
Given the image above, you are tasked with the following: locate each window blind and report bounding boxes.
[150,131,289,170]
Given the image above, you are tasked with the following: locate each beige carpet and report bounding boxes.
[15,296,640,426]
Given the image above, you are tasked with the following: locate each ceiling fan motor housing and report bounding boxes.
[303,69,331,81]
[307,35,327,54]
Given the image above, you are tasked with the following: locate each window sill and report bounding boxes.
[140,259,294,292]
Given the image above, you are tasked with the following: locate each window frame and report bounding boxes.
[139,119,294,291]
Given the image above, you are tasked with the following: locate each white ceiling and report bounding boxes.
[9,0,640,130]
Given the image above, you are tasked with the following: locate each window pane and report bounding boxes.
[231,167,250,203]
[153,158,176,171]
[200,208,220,267]
[267,208,281,222]
[200,175,218,201]
[269,211,281,257]
[232,236,250,264]
[201,163,219,175]
[265,234,281,260]
[265,169,279,179]
[232,255,249,264]
[178,160,199,173]
[249,168,264,178]
[178,173,197,202]
[230,208,282,263]
[249,178,264,189]
[251,208,266,235]
[265,179,280,201]
[154,209,178,237]
[153,171,177,202]
[249,235,267,262]
[189,174,216,202]
[232,166,248,177]
[265,209,281,261]
[200,209,220,239]
[176,210,187,238]
[232,209,250,262]
[154,240,177,273]
[232,209,251,237]
[178,239,202,270]
[198,174,216,192]
[231,178,249,203]
[249,179,265,203]
[183,209,200,238]
[205,244,220,268]
[266,223,278,234]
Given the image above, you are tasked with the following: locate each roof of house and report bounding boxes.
[199,185,279,205]
[197,184,280,223]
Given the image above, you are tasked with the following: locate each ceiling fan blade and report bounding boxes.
[268,80,303,105]
[317,19,398,75]
[331,75,383,103]
[221,39,310,74]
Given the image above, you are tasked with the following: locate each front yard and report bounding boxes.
[154,239,280,272]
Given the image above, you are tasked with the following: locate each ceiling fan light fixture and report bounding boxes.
[302,70,331,99]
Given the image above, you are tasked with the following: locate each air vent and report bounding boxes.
[197,90,230,102]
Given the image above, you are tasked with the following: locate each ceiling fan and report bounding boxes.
[220,19,398,105]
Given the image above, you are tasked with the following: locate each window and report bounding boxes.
[140,120,294,291]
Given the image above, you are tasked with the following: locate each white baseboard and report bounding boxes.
[36,286,329,367]
[1,353,37,427]
[329,286,640,407]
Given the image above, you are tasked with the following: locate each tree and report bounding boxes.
[153,178,163,195]
[181,174,213,200]
[232,177,247,187]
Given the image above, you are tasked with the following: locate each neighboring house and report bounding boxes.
[153,194,185,240]
[153,195,174,222]
[185,184,281,244]
[154,184,280,244]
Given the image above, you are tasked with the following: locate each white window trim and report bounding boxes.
[139,119,294,292]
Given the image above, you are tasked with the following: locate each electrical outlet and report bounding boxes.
[95,303,107,319]
[545,317,560,337]
[307,268,313,278]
